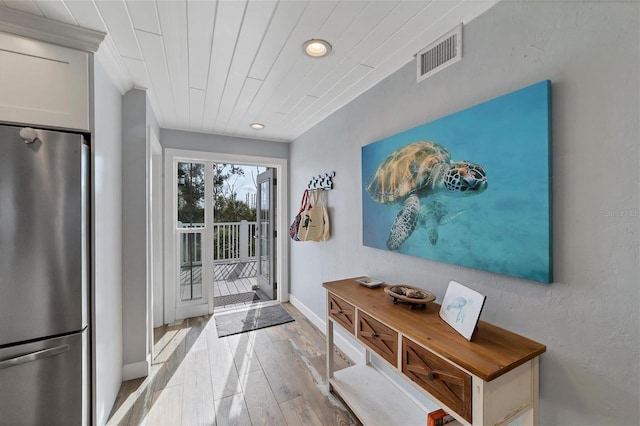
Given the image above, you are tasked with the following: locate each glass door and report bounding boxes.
[175,161,212,319]
[163,149,287,324]
[255,169,276,300]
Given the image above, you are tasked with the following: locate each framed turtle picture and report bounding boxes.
[439,280,487,341]
[361,80,552,283]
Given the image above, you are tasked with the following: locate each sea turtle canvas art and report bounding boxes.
[365,141,487,250]
[361,80,552,283]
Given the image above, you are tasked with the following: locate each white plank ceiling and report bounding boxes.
[0,0,498,142]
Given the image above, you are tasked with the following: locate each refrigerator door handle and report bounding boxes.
[0,344,70,371]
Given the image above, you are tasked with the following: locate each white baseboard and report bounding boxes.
[289,294,364,365]
[122,358,149,381]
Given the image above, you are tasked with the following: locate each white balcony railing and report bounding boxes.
[179,220,257,266]
[213,220,258,263]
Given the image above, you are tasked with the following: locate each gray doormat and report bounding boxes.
[214,291,258,307]
[215,304,294,337]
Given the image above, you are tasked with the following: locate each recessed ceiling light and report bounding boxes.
[303,39,332,58]
[250,123,265,130]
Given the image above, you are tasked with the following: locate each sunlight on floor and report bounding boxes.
[107,305,356,426]
[107,328,191,425]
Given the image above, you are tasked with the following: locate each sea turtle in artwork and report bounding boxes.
[417,199,468,246]
[366,141,487,250]
[447,297,469,323]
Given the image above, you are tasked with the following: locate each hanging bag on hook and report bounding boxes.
[317,189,330,241]
[289,190,310,241]
[297,189,330,242]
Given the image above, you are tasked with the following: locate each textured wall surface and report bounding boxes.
[289,2,639,424]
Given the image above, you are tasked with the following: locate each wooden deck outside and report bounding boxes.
[180,260,266,311]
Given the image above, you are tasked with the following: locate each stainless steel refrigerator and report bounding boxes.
[0,125,89,425]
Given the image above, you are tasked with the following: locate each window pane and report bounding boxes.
[179,232,203,301]
[258,180,269,281]
[177,162,205,228]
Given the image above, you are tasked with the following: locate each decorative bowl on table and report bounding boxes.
[384,284,436,309]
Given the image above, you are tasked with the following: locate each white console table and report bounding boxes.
[324,278,546,426]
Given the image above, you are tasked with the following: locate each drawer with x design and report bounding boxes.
[323,278,546,426]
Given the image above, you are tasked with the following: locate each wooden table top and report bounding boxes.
[323,277,546,381]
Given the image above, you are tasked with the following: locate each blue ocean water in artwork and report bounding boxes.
[361,81,552,283]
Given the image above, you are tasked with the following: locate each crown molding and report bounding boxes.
[96,35,133,95]
[0,6,105,53]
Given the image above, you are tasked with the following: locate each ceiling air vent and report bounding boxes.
[416,24,462,82]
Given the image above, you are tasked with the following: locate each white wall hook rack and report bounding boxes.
[307,171,335,190]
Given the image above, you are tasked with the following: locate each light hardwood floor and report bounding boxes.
[107,303,358,426]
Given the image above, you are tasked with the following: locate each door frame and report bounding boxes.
[256,168,276,300]
[163,148,288,324]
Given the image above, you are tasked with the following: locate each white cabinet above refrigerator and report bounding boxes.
[0,31,89,131]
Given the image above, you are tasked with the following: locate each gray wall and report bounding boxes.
[161,128,289,159]
[289,2,639,425]
[121,89,153,375]
[92,56,123,424]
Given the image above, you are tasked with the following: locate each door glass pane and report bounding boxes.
[179,232,203,301]
[177,162,205,228]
